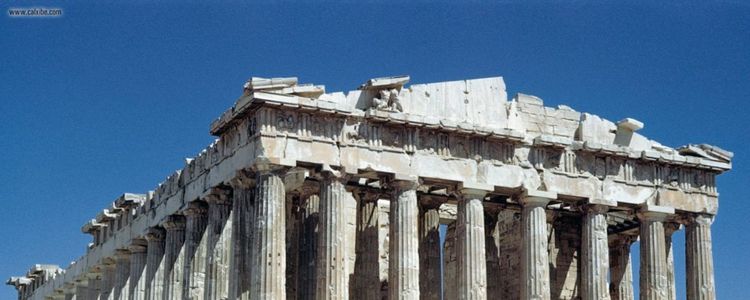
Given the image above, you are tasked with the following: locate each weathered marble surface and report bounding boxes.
[7,75,731,300]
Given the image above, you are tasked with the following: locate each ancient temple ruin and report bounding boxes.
[7,75,731,300]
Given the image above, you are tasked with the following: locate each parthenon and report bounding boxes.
[7,75,731,300]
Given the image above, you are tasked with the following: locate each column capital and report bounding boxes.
[183,201,208,216]
[127,239,148,253]
[144,227,165,242]
[637,204,675,222]
[684,213,715,226]
[610,234,638,247]
[204,187,232,206]
[390,174,420,191]
[519,189,556,207]
[582,203,610,214]
[229,169,256,190]
[114,249,131,260]
[459,181,493,199]
[162,215,186,230]
[252,156,293,174]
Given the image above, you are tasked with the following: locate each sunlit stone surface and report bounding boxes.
[6,75,731,300]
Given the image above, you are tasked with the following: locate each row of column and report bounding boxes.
[64,171,716,300]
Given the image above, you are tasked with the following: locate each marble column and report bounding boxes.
[316,173,351,300]
[484,211,501,299]
[182,201,208,300]
[128,241,148,300]
[389,179,420,300]
[443,222,458,300]
[354,192,382,300]
[63,283,77,300]
[582,205,611,300]
[520,190,555,300]
[85,272,100,300]
[664,223,680,300]
[144,227,165,300]
[286,194,301,300]
[113,249,130,300]
[609,235,637,300]
[418,199,442,300]
[162,215,186,300]
[250,169,286,299]
[456,189,488,300]
[298,190,320,300]
[229,174,254,299]
[74,279,89,300]
[204,189,232,300]
[685,214,716,300]
[638,210,670,300]
[99,261,116,300]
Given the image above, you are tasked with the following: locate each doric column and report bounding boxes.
[316,172,351,300]
[85,272,100,300]
[582,204,612,300]
[249,168,286,299]
[181,201,208,300]
[99,261,116,300]
[419,198,442,300]
[298,186,320,300]
[519,190,556,300]
[144,227,165,300]
[443,221,458,300]
[74,279,89,300]
[354,192,382,300]
[113,249,131,300]
[664,222,680,300]
[162,215,186,300]
[286,193,301,299]
[484,210,501,299]
[63,282,76,300]
[128,240,148,300]
[685,214,716,300]
[229,172,254,299]
[389,178,420,300]
[456,188,489,300]
[638,207,673,300]
[203,188,232,300]
[609,235,637,300]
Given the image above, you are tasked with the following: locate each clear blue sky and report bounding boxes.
[1,1,747,299]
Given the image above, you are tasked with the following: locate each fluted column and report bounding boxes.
[664,223,680,300]
[316,172,351,300]
[520,190,555,300]
[128,241,148,300]
[203,189,232,300]
[162,215,187,300]
[638,209,671,300]
[182,201,208,300]
[63,283,77,300]
[74,279,89,300]
[456,188,488,300]
[229,173,254,299]
[389,178,420,300]
[144,227,165,300]
[686,214,716,300]
[112,250,131,300]
[99,261,116,300]
[609,235,637,300]
[250,168,286,299]
[298,189,320,300]
[354,192,381,300]
[85,272,100,300]
[582,204,611,300]
[419,199,442,300]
